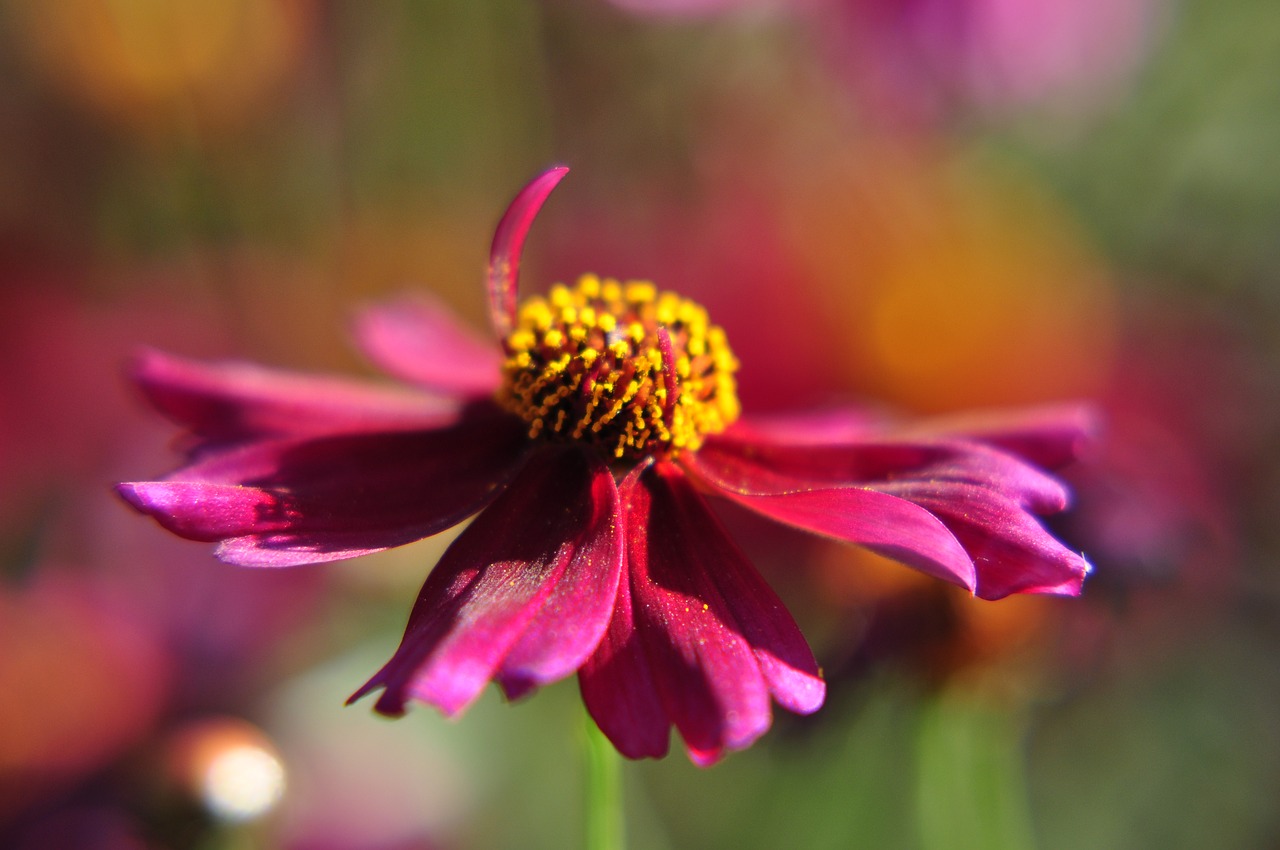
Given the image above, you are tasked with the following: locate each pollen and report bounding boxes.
[498,274,740,460]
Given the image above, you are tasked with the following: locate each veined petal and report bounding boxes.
[352,294,502,396]
[351,445,623,717]
[654,462,824,716]
[601,460,773,768]
[117,409,529,566]
[684,445,978,591]
[487,166,569,337]
[131,348,460,443]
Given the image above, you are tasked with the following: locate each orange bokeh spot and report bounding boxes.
[786,141,1117,413]
[14,0,315,137]
[0,576,169,815]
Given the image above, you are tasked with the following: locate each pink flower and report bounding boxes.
[118,167,1090,764]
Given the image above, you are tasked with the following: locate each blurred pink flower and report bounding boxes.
[820,0,1159,123]
[608,0,1157,123]
[119,167,1090,764]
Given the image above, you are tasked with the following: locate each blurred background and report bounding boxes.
[1,1,1277,847]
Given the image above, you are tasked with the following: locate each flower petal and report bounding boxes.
[350,444,623,717]
[578,538,672,761]
[117,408,530,566]
[701,431,1070,512]
[588,461,785,766]
[658,462,824,716]
[487,166,569,336]
[688,433,1087,598]
[131,347,460,443]
[495,456,626,698]
[685,444,978,591]
[715,406,885,445]
[876,481,1090,599]
[899,404,1100,470]
[351,294,503,396]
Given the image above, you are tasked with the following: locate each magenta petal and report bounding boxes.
[685,447,978,591]
[717,407,885,446]
[879,481,1091,600]
[698,433,1068,512]
[351,445,623,717]
[627,462,776,764]
[120,410,530,566]
[494,455,625,697]
[487,166,569,336]
[901,404,1099,470]
[115,481,278,542]
[655,462,824,716]
[579,544,672,761]
[352,295,503,396]
[132,348,460,442]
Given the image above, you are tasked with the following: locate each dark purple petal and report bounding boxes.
[591,461,804,765]
[352,295,503,396]
[131,348,460,443]
[350,445,623,717]
[117,408,530,566]
[487,166,569,337]
[684,445,978,591]
[876,480,1090,600]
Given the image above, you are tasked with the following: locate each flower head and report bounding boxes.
[118,167,1091,764]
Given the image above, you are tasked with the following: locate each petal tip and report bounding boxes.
[487,167,571,336]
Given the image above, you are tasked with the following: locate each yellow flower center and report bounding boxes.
[498,274,740,460]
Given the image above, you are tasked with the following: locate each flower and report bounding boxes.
[118,166,1091,764]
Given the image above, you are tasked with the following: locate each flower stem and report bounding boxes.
[582,713,625,850]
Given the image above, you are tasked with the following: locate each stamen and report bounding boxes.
[497,275,740,460]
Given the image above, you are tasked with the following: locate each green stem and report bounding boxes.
[582,713,625,850]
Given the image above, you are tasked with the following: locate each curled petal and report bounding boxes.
[352,294,502,396]
[131,348,460,444]
[583,461,821,765]
[351,445,623,717]
[117,408,529,566]
[487,166,569,337]
[876,481,1090,599]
